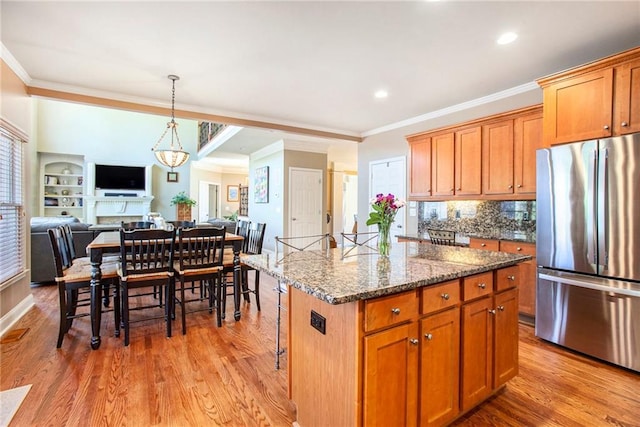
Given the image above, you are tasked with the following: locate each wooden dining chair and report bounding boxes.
[48,226,120,348]
[117,228,176,346]
[173,226,226,333]
[427,229,457,246]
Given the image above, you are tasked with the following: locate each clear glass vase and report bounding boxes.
[378,221,392,256]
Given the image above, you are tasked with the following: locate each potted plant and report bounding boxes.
[170,191,196,221]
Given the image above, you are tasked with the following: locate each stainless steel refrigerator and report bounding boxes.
[536,132,640,372]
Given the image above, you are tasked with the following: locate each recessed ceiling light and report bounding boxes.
[497,32,518,45]
[374,90,388,99]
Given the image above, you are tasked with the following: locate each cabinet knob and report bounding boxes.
[507,275,515,281]
[604,125,610,130]
[508,185,513,189]
[441,293,450,300]
[621,122,628,127]
[424,333,433,340]
[488,309,496,315]
[456,187,461,191]
[498,305,505,311]
[478,283,486,289]
[517,184,522,188]
[410,338,419,345]
[516,247,522,251]
[481,243,486,247]
[391,308,401,315]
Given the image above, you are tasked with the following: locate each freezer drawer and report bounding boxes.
[536,269,640,372]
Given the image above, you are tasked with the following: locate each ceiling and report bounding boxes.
[2,1,639,166]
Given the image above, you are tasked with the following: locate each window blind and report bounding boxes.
[0,128,25,284]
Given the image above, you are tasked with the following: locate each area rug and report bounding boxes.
[0,384,31,426]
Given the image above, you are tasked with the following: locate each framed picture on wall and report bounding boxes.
[227,185,239,202]
[254,166,269,203]
[167,172,178,182]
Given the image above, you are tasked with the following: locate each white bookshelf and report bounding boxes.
[40,154,85,220]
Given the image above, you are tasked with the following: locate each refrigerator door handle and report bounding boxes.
[586,148,598,267]
[598,147,609,271]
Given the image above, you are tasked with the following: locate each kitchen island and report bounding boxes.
[243,242,530,427]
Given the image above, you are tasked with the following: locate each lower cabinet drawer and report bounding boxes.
[364,290,418,332]
[495,265,519,292]
[462,271,494,301]
[421,280,460,315]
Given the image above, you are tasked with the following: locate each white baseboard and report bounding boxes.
[0,294,35,337]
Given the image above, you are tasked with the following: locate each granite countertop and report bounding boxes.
[398,231,536,245]
[242,243,530,305]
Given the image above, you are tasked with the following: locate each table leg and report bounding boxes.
[233,240,242,321]
[90,248,103,350]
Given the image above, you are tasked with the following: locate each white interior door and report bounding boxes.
[369,157,406,238]
[289,167,323,249]
[198,181,220,222]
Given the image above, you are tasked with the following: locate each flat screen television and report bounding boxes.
[95,164,145,190]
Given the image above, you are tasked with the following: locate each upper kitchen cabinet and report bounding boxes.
[482,119,514,195]
[615,57,640,135]
[537,46,640,146]
[406,106,540,201]
[513,110,543,196]
[454,126,482,196]
[408,134,432,198]
[431,132,455,197]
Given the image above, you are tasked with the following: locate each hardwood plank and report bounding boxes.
[2,278,639,426]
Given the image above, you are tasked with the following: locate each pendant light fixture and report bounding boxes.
[151,74,190,170]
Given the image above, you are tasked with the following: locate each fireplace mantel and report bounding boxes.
[85,195,154,224]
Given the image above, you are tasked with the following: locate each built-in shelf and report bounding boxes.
[40,154,85,220]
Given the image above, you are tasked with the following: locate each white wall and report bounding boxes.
[35,99,198,220]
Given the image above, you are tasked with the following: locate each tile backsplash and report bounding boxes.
[417,200,536,237]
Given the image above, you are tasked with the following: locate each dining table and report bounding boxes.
[86,230,245,350]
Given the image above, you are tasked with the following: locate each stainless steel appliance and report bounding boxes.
[536,133,640,372]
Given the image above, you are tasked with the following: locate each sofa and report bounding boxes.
[30,216,95,283]
[204,218,237,234]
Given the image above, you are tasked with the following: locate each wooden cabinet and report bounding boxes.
[493,288,519,388]
[364,322,419,427]
[471,238,536,317]
[615,57,640,135]
[420,308,460,426]
[40,153,85,220]
[408,135,432,198]
[499,241,536,317]
[514,111,543,195]
[406,105,540,201]
[431,132,455,197]
[460,295,493,411]
[469,238,499,251]
[482,119,514,195]
[460,269,519,412]
[538,46,640,145]
[454,126,482,196]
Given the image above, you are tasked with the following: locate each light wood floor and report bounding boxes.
[2,275,639,426]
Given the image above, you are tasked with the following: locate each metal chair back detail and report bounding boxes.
[427,229,456,246]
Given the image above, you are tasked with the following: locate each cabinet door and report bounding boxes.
[499,241,536,316]
[431,132,455,197]
[514,111,542,195]
[482,120,514,195]
[420,308,460,427]
[454,126,482,196]
[461,297,493,411]
[364,322,418,427]
[542,68,614,145]
[615,57,640,135]
[408,135,432,198]
[494,288,519,388]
